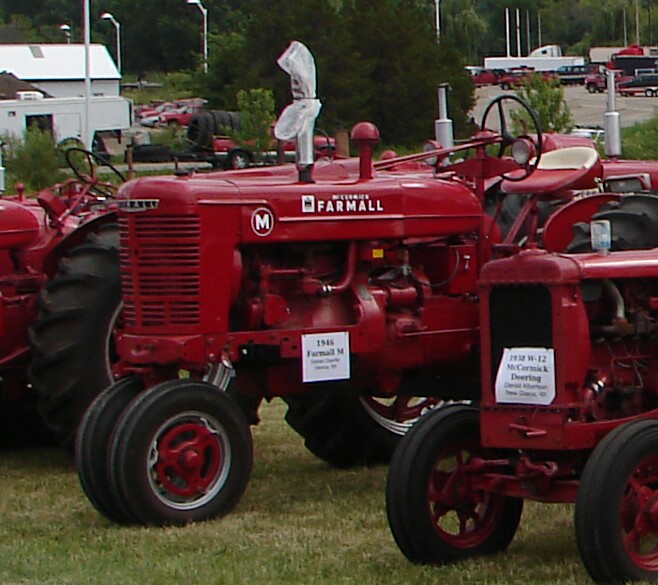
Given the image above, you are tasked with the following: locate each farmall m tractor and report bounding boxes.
[72,41,639,527]
[0,149,125,448]
[385,134,658,581]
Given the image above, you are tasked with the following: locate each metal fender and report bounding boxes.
[542,193,621,253]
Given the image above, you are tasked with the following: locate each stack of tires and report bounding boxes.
[187,110,241,149]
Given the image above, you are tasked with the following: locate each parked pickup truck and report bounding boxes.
[585,69,630,93]
[498,68,557,89]
[617,72,658,96]
[465,66,504,87]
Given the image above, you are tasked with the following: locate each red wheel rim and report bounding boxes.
[148,411,231,510]
[427,440,506,548]
[620,455,658,570]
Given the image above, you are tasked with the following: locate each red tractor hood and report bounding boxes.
[479,248,658,287]
[117,169,484,244]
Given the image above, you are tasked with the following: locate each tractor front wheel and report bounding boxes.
[283,385,443,468]
[29,223,120,449]
[109,380,253,526]
[386,404,523,564]
[576,419,658,584]
[75,376,144,524]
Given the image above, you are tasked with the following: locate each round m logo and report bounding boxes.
[251,207,274,237]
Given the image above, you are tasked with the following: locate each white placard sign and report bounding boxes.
[301,331,350,383]
[495,347,556,406]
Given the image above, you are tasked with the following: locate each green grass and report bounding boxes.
[0,400,590,585]
[621,116,658,160]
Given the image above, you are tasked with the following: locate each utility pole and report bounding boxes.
[637,0,641,46]
[650,0,653,46]
[526,10,531,54]
[505,8,511,57]
[516,8,521,56]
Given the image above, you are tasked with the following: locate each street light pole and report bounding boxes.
[434,0,440,43]
[60,23,72,43]
[187,0,208,74]
[101,12,122,74]
[83,0,91,150]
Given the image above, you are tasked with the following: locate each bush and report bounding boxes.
[150,125,190,152]
[3,126,65,192]
[512,73,574,134]
[231,89,276,161]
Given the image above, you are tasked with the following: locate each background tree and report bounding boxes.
[442,0,489,64]
[205,0,474,146]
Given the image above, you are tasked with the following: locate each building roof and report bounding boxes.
[0,44,119,81]
[0,72,50,99]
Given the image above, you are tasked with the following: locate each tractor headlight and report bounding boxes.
[511,138,534,165]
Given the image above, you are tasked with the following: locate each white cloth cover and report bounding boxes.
[274,41,322,166]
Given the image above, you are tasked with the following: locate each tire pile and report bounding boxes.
[129,110,241,164]
[187,110,241,149]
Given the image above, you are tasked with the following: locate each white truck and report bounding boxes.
[484,44,585,72]
[0,93,132,151]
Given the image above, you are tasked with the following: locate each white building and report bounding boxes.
[0,44,120,98]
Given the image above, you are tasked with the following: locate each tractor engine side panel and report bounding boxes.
[480,251,658,451]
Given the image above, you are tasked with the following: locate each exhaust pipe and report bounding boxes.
[435,83,454,156]
[604,68,622,158]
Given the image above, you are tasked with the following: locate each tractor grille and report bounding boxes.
[489,285,553,376]
[119,215,201,328]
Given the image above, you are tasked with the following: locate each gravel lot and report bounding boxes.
[474,84,658,129]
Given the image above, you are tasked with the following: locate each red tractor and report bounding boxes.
[386,187,658,581]
[0,149,124,448]
[75,84,648,526]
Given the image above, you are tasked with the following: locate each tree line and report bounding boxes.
[0,0,646,145]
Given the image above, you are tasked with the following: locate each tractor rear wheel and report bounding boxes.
[386,404,523,564]
[576,419,658,584]
[29,223,120,449]
[567,194,658,252]
[283,385,444,468]
[109,380,253,526]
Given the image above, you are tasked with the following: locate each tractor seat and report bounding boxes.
[501,146,602,196]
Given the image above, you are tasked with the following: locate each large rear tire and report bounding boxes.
[29,223,120,448]
[568,194,658,252]
[283,384,443,468]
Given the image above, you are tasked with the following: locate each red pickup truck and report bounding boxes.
[498,68,557,89]
[465,66,503,87]
[585,69,630,93]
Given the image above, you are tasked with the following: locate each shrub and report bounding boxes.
[150,125,189,152]
[512,73,574,134]
[231,89,276,161]
[3,126,65,192]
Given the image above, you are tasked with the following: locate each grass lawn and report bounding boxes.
[0,400,591,585]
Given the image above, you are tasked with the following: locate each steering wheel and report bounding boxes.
[480,94,543,182]
[64,147,126,197]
